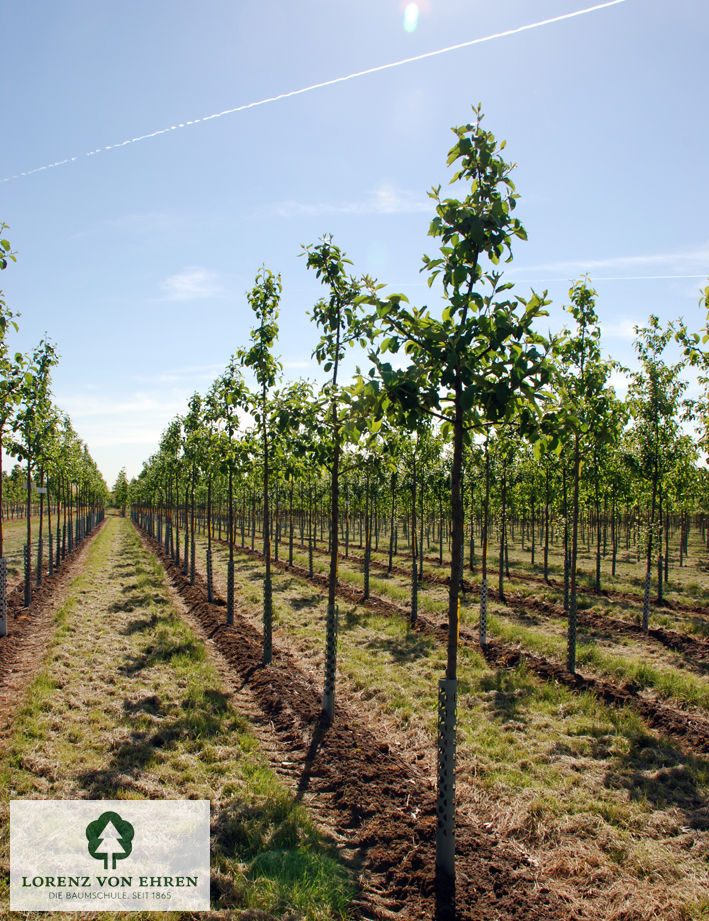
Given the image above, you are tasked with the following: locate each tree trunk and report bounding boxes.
[567,437,580,674]
[388,472,396,573]
[543,463,550,582]
[262,380,273,665]
[498,454,507,604]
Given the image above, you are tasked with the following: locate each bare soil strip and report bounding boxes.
[222,537,709,756]
[257,534,709,663]
[138,524,570,921]
[416,547,709,621]
[250,530,709,621]
[480,640,709,755]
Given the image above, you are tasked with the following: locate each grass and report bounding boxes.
[0,513,49,582]
[0,517,355,921]
[486,612,709,712]
[194,529,709,921]
[255,530,709,714]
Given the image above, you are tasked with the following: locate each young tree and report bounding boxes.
[158,419,183,564]
[10,338,59,606]
[270,380,323,569]
[238,267,282,665]
[182,393,203,585]
[627,316,687,629]
[210,358,248,624]
[202,385,224,603]
[362,106,550,900]
[0,224,20,634]
[304,236,368,722]
[555,280,618,671]
[112,468,129,516]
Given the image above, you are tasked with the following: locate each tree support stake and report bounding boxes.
[436,677,457,905]
[322,603,339,721]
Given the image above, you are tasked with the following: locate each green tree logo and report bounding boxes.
[85,811,134,870]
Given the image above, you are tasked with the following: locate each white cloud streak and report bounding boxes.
[130,363,226,385]
[159,267,224,301]
[2,0,626,184]
[275,183,431,218]
[511,242,709,279]
[602,318,643,341]
[56,393,186,419]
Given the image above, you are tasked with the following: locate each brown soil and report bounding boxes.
[498,590,709,666]
[480,640,709,755]
[414,547,709,620]
[259,532,709,620]
[358,550,709,666]
[253,535,709,663]
[222,537,709,757]
[139,525,575,921]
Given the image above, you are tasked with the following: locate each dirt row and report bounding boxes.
[138,523,570,921]
[258,533,709,667]
[217,536,709,757]
[415,545,709,619]
[275,528,709,619]
[480,640,709,755]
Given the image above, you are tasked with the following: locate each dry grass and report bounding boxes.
[197,531,709,921]
[0,517,354,920]
[249,528,709,713]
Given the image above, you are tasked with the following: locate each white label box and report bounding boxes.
[10,800,210,911]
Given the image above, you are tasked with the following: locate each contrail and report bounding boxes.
[2,0,626,184]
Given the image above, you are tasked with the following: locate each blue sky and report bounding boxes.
[1,0,707,487]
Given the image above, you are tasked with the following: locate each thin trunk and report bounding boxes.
[567,433,580,673]
[207,477,213,603]
[25,453,32,606]
[288,481,294,567]
[642,428,660,631]
[656,487,664,603]
[37,467,45,585]
[543,464,550,582]
[322,312,343,722]
[479,439,490,646]
[498,454,507,604]
[411,452,418,626]
[363,472,371,601]
[0,425,4,557]
[227,462,234,626]
[594,476,601,593]
[563,465,569,613]
[262,380,273,665]
[388,472,396,573]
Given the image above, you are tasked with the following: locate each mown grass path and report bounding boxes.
[0,515,353,921]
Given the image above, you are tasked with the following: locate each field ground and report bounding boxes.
[0,516,353,920]
[187,522,709,921]
[1,514,55,593]
[0,511,707,919]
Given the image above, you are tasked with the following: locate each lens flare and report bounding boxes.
[403,2,419,32]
